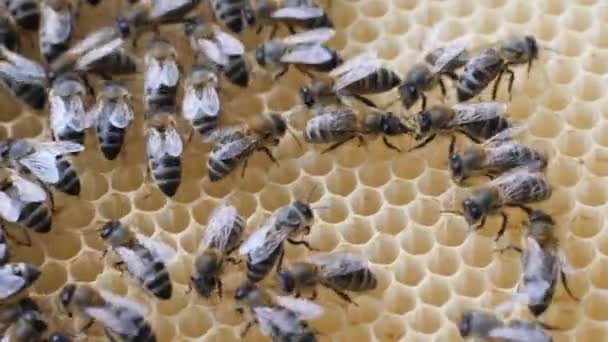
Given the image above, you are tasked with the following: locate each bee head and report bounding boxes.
[234,282,256,301]
[276,269,295,294]
[48,333,72,342]
[528,210,554,225]
[381,112,409,135]
[115,17,131,37]
[244,6,256,26]
[449,153,464,182]
[59,284,76,310]
[22,310,47,333]
[318,14,334,29]
[458,311,473,337]
[525,35,539,60]
[269,113,287,136]
[417,111,432,135]
[255,45,267,67]
[16,263,40,283]
[398,83,419,109]
[299,86,315,108]
[293,200,314,222]
[528,303,549,317]
[191,275,217,298]
[99,220,121,241]
[462,198,483,226]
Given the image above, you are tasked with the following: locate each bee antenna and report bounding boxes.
[440,210,464,216]
[311,205,330,211]
[306,184,320,202]
[541,45,559,54]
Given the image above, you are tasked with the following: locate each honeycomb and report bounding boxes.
[3,0,608,341]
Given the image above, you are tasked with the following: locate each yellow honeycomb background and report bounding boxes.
[3,0,608,341]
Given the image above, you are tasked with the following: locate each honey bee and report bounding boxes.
[0,8,18,51]
[0,224,8,264]
[49,73,91,146]
[206,112,289,182]
[4,0,40,30]
[39,0,76,63]
[304,105,414,153]
[499,210,578,318]
[191,204,245,298]
[144,38,180,114]
[0,298,48,342]
[239,201,316,283]
[234,282,323,338]
[459,164,552,241]
[459,310,552,342]
[0,262,40,300]
[255,28,341,80]
[182,59,221,142]
[0,139,83,196]
[278,252,377,305]
[128,0,202,28]
[410,102,512,150]
[0,169,53,237]
[448,126,547,184]
[398,38,469,110]
[89,81,134,160]
[209,0,255,34]
[254,306,319,342]
[0,45,48,110]
[145,112,183,197]
[99,220,177,300]
[59,284,156,342]
[252,0,333,37]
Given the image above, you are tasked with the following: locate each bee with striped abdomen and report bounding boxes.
[210,0,255,34]
[0,298,47,342]
[89,82,134,160]
[145,111,183,197]
[0,262,40,300]
[0,139,83,196]
[255,28,341,80]
[191,204,245,298]
[59,283,156,342]
[4,0,40,30]
[459,310,552,342]
[410,102,512,150]
[182,57,221,142]
[99,220,177,300]
[278,252,377,305]
[144,38,180,114]
[239,201,316,283]
[448,126,547,184]
[0,8,18,51]
[39,0,76,63]
[0,45,48,110]
[49,73,91,146]
[254,306,319,342]
[456,47,504,102]
[252,0,333,37]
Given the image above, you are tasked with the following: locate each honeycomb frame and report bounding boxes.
[1,0,608,341]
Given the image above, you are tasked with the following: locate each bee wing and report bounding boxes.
[145,57,164,90]
[280,44,334,65]
[312,252,368,278]
[429,37,469,74]
[213,135,256,160]
[200,204,238,252]
[488,326,546,342]
[0,47,47,83]
[11,175,47,202]
[67,26,119,57]
[98,290,146,316]
[275,296,324,320]
[40,4,72,45]
[163,127,184,157]
[161,60,180,87]
[75,38,124,71]
[150,0,192,18]
[36,141,84,155]
[271,6,325,19]
[197,39,229,66]
[522,237,552,299]
[0,267,25,299]
[213,27,245,56]
[83,307,140,336]
[330,51,378,77]
[254,307,300,336]
[135,233,177,263]
[0,192,21,222]
[239,220,288,264]
[451,102,507,125]
[19,150,60,184]
[146,128,163,157]
[282,28,335,45]
[492,165,549,201]
[482,124,526,147]
[109,102,135,129]
[201,83,220,117]
[204,125,243,143]
[114,246,147,279]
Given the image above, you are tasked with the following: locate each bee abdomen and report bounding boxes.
[11,2,40,30]
[97,121,126,160]
[143,260,172,300]
[150,155,181,197]
[42,42,70,63]
[223,56,249,87]
[214,0,248,33]
[246,245,283,283]
[462,116,511,141]
[9,81,47,110]
[346,68,401,95]
[457,60,503,102]
[207,154,238,182]
[0,27,18,51]
[304,122,355,144]
[92,52,138,76]
[56,127,85,146]
[18,202,52,233]
[327,268,377,292]
[146,87,177,113]
[192,114,218,139]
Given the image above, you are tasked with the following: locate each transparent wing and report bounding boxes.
[0,47,47,82]
[282,28,335,45]
[0,193,20,222]
[429,37,470,74]
[522,237,552,302]
[330,51,378,77]
[493,166,549,202]
[114,246,146,280]
[200,83,220,117]
[36,141,84,155]
[204,125,243,144]
[312,252,368,278]
[239,218,287,264]
[333,63,381,91]
[271,7,324,20]
[49,95,70,133]
[150,0,192,18]
[19,151,60,184]
[162,127,183,157]
[145,57,164,90]
[488,326,547,342]
[213,136,255,160]
[109,102,135,129]
[40,4,72,45]
[160,61,180,87]
[98,290,146,316]
[214,28,245,56]
[182,88,201,120]
[275,296,324,320]
[67,26,119,57]
[84,307,140,336]
[281,44,333,65]
[0,267,25,299]
[76,38,124,71]
[482,124,526,147]
[135,233,177,263]
[254,307,300,336]
[11,175,47,202]
[66,98,88,131]
[146,128,163,158]
[197,39,228,66]
[200,204,238,252]
[451,102,507,125]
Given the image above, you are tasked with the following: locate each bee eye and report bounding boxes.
[450,156,462,175]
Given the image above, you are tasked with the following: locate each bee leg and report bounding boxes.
[322,136,356,153]
[240,159,249,178]
[456,129,482,144]
[310,289,318,301]
[241,320,256,338]
[448,135,456,155]
[504,68,515,101]
[235,307,245,315]
[287,238,319,251]
[274,67,289,81]
[295,65,315,80]
[509,204,533,215]
[81,74,95,97]
[408,134,436,151]
[276,249,285,271]
[495,245,523,254]
[100,248,108,260]
[444,71,459,81]
[560,270,579,301]
[80,319,95,333]
[494,212,509,242]
[420,93,427,111]
[259,146,279,166]
[438,78,447,98]
[4,228,31,247]
[218,279,223,298]
[473,215,487,231]
[287,25,296,35]
[492,69,505,100]
[327,286,357,306]
[113,261,126,276]
[382,137,401,152]
[351,94,379,109]
[226,257,242,265]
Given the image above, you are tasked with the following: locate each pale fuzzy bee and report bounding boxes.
[59,284,156,342]
[206,112,289,182]
[99,220,177,300]
[456,47,504,102]
[411,102,512,151]
[0,139,83,196]
[89,82,134,160]
[399,37,469,110]
[460,164,552,240]
[0,169,53,235]
[255,28,341,80]
[209,0,255,34]
[252,0,333,37]
[191,204,245,298]
[459,310,552,342]
[144,39,180,114]
[0,298,47,342]
[239,201,316,283]
[0,224,8,264]
[234,282,323,338]
[182,61,221,142]
[490,35,541,101]
[0,262,40,300]
[145,112,183,197]
[0,45,48,110]
[49,73,91,146]
[278,252,377,305]
[254,306,319,342]
[0,7,18,51]
[448,126,547,184]
[3,0,40,30]
[39,0,76,63]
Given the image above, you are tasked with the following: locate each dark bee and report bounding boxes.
[411,102,512,150]
[49,73,90,146]
[255,28,341,80]
[0,8,18,51]
[448,126,547,184]
[0,262,40,300]
[252,0,333,37]
[191,204,244,298]
[239,201,316,283]
[304,105,413,153]
[0,298,47,342]
[278,252,377,305]
[144,38,180,114]
[59,283,156,342]
[90,82,134,160]
[39,0,76,63]
[145,112,183,197]
[4,0,40,30]
[99,220,177,300]
[0,45,47,110]
[254,306,319,342]
[210,0,255,34]
[459,310,552,342]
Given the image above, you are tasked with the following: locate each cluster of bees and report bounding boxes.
[0,0,580,341]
